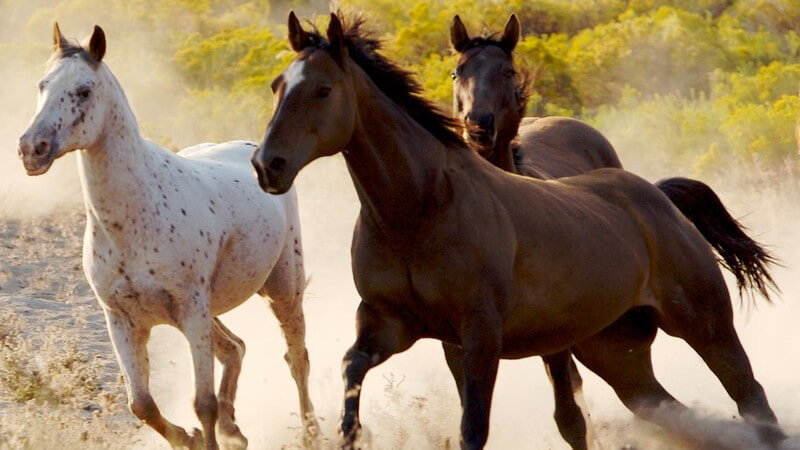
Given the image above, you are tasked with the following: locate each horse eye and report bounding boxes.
[316,87,332,98]
[451,71,458,81]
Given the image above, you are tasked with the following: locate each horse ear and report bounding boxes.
[450,15,470,53]
[87,25,106,63]
[53,23,67,50]
[288,10,312,52]
[327,13,346,63]
[500,14,520,53]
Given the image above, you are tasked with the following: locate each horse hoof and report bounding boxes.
[188,427,205,450]
[302,417,321,449]
[756,423,787,449]
[219,424,248,450]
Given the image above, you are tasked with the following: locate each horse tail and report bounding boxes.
[656,177,778,302]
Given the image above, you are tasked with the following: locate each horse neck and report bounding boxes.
[344,64,450,228]
[76,67,166,230]
[487,137,517,174]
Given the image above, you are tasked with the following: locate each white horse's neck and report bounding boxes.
[77,65,170,235]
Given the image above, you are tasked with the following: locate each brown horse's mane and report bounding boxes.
[304,14,465,148]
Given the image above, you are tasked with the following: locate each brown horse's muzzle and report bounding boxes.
[17,131,58,176]
[252,148,292,195]
[464,112,496,153]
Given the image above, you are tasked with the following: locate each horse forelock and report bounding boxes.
[47,40,100,70]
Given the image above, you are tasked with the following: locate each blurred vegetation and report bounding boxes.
[3,0,800,178]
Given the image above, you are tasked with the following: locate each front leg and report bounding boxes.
[543,351,588,450]
[460,313,502,450]
[181,306,219,450]
[341,302,415,449]
[442,342,466,405]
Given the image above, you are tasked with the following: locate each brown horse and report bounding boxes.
[447,14,780,450]
[252,12,785,450]
[449,14,624,449]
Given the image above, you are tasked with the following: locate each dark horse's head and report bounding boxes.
[450,14,528,156]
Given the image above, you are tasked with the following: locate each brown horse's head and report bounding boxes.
[252,12,357,194]
[450,14,527,156]
[253,12,461,194]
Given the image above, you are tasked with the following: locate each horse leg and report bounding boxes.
[542,352,589,450]
[572,308,687,423]
[181,310,219,450]
[260,238,318,446]
[212,318,248,449]
[459,313,502,450]
[104,309,202,449]
[442,342,465,404]
[341,302,415,449]
[662,307,785,447]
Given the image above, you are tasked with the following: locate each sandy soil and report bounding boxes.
[1,157,800,450]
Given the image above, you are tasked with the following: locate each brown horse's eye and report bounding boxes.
[451,71,458,81]
[316,87,332,98]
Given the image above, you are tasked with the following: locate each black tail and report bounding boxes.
[656,177,778,302]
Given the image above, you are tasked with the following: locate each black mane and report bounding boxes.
[304,14,465,148]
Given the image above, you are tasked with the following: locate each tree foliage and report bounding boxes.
[4,0,800,175]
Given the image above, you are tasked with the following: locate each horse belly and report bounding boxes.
[500,274,642,359]
[208,206,287,315]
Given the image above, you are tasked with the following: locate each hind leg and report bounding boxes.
[260,236,318,446]
[212,318,248,448]
[572,309,688,423]
[661,305,785,447]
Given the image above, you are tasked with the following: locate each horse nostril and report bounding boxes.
[34,140,49,156]
[268,157,287,173]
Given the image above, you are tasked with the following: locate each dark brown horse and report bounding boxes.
[449,14,624,450]
[253,13,785,450]
[448,14,780,450]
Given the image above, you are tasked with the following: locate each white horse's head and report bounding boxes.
[18,24,110,175]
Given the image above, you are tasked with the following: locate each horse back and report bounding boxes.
[515,116,622,178]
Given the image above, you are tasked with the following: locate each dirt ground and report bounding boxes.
[1,159,800,449]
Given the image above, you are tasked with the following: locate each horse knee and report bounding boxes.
[130,394,159,423]
[194,393,219,425]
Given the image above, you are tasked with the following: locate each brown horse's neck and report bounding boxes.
[343,63,451,228]
[486,138,517,174]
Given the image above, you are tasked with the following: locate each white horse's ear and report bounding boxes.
[500,14,520,54]
[450,15,470,53]
[86,25,106,63]
[53,22,67,50]
[288,10,312,52]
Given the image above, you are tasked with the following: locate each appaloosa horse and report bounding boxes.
[447,14,779,450]
[253,13,785,450]
[18,25,318,449]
